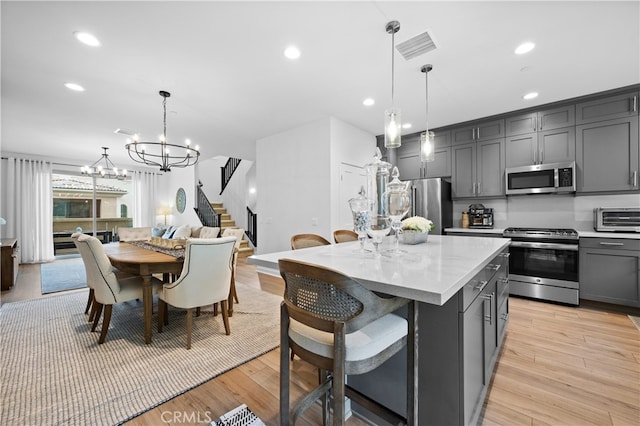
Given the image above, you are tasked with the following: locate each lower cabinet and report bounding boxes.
[348,248,509,426]
[579,238,640,307]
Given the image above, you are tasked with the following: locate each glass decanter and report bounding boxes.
[348,186,372,255]
[383,166,411,255]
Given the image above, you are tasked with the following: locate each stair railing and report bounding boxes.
[195,185,221,227]
[246,207,257,247]
[220,157,242,195]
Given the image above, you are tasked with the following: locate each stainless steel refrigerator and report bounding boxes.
[410,178,453,235]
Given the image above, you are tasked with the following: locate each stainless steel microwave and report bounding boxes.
[505,161,576,195]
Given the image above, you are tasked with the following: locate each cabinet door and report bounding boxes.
[576,91,639,125]
[434,130,452,148]
[424,147,451,178]
[477,119,505,141]
[538,126,575,164]
[580,248,640,307]
[461,301,484,426]
[396,135,422,180]
[452,125,477,146]
[451,143,476,198]
[576,116,640,192]
[505,133,537,167]
[477,138,505,197]
[538,105,575,131]
[506,113,537,136]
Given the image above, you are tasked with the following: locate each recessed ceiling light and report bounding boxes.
[73,31,100,47]
[523,92,539,100]
[363,98,375,106]
[64,82,85,92]
[284,46,300,60]
[402,123,412,129]
[515,42,535,55]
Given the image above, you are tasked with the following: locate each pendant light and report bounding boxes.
[384,21,402,149]
[420,64,435,162]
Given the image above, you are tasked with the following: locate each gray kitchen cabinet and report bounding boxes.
[506,105,575,136]
[505,126,575,167]
[576,116,639,192]
[452,119,505,145]
[579,238,640,307]
[576,91,639,125]
[396,131,452,180]
[452,138,505,199]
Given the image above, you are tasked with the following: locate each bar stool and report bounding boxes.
[278,258,418,426]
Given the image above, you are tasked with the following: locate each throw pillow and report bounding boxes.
[162,226,177,239]
[172,224,192,239]
[152,226,167,237]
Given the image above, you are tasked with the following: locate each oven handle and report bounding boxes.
[509,241,579,251]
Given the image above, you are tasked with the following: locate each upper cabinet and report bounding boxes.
[576,90,639,193]
[505,106,576,168]
[451,138,505,199]
[576,91,639,125]
[395,130,452,180]
[452,119,505,145]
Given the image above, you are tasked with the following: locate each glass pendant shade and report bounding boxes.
[384,108,402,148]
[420,131,435,162]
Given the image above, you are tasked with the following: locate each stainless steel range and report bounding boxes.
[503,227,579,305]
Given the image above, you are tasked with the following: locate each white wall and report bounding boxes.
[452,193,640,231]
[156,166,200,227]
[255,117,375,254]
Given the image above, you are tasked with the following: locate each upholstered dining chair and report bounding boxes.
[290,233,331,250]
[74,234,163,344]
[71,232,95,317]
[278,258,418,426]
[157,237,236,349]
[332,229,358,244]
[117,227,152,242]
[199,226,221,239]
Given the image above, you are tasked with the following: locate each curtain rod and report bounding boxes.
[1,156,164,175]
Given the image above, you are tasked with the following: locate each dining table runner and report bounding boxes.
[127,240,185,259]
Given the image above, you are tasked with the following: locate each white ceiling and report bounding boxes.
[2,1,638,170]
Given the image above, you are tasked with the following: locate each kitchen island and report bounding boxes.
[249,235,510,425]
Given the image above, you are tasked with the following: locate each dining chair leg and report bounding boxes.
[98,305,112,344]
[88,299,100,323]
[91,303,103,332]
[213,303,219,317]
[220,300,231,335]
[196,307,201,317]
[164,302,169,325]
[85,289,94,315]
[186,307,193,350]
[158,299,165,333]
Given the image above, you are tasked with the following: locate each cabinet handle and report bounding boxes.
[534,116,537,132]
[540,148,544,164]
[499,252,511,258]
[477,182,482,195]
[599,242,625,247]
[477,127,480,140]
[486,264,501,271]
[501,313,509,321]
[482,292,494,325]
[474,280,489,291]
[500,277,509,284]
[632,170,638,188]
[632,95,637,113]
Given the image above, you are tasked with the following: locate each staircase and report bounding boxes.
[211,202,254,257]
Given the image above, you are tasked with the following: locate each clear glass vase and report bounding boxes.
[383,167,411,255]
[348,186,372,255]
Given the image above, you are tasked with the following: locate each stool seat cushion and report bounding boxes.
[289,313,407,362]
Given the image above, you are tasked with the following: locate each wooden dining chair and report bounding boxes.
[157,237,236,349]
[333,229,358,244]
[74,234,163,344]
[290,233,331,250]
[278,258,418,425]
[221,228,245,307]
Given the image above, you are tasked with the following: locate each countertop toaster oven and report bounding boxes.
[594,207,640,232]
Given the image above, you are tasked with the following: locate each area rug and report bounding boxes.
[629,315,640,331]
[0,282,281,425]
[41,257,87,294]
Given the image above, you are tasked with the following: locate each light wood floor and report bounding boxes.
[2,257,639,425]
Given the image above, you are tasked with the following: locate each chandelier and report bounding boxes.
[81,147,127,179]
[125,90,200,172]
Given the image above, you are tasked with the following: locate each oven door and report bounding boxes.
[509,240,579,285]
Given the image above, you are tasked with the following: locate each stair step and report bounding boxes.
[238,246,254,258]
[213,208,227,215]
[220,214,231,221]
[221,220,236,228]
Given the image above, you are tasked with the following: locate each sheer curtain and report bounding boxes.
[131,170,159,227]
[5,158,54,263]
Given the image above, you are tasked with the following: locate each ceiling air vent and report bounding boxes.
[114,128,134,136]
[396,30,437,61]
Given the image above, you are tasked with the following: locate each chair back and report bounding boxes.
[333,229,358,244]
[118,227,151,242]
[199,226,220,239]
[222,228,244,250]
[163,237,236,308]
[290,234,331,250]
[74,234,121,304]
[278,258,407,334]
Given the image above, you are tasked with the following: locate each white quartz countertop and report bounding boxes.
[248,235,510,306]
[445,228,505,235]
[578,231,640,239]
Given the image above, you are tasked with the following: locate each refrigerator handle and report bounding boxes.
[411,186,417,217]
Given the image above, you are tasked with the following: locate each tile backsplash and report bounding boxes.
[453,193,639,231]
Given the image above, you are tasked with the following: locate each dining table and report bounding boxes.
[104,241,184,344]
